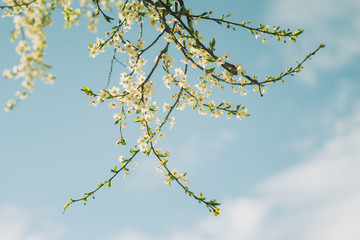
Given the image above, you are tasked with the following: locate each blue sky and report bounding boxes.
[0,0,360,239]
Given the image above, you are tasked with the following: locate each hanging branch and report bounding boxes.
[1,0,324,215]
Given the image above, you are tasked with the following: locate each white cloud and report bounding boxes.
[0,206,28,240]
[259,129,360,206]
[193,198,269,240]
[177,111,360,240]
[219,130,237,141]
[335,107,360,134]
[118,110,360,240]
[109,230,154,240]
[0,205,65,240]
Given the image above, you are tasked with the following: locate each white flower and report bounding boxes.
[162,74,172,89]
[126,108,133,116]
[262,87,268,94]
[216,56,225,66]
[137,136,145,144]
[144,114,152,122]
[179,78,189,89]
[108,102,118,108]
[135,40,145,50]
[163,177,171,185]
[236,64,243,74]
[177,103,186,111]
[139,142,147,152]
[4,99,16,112]
[109,86,120,96]
[198,108,208,115]
[99,90,110,99]
[158,132,165,140]
[113,113,122,121]
[236,107,248,120]
[169,116,176,128]
[208,101,216,110]
[174,68,183,77]
[163,103,171,112]
[180,59,189,65]
[163,34,174,43]
[241,89,248,96]
[225,52,230,60]
[149,18,156,27]
[182,177,189,184]
[89,100,97,106]
[214,110,223,118]
[171,169,180,178]
[137,74,146,83]
[188,97,197,106]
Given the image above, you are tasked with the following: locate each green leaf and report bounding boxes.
[116,137,126,146]
[104,15,114,23]
[134,117,143,123]
[111,166,118,173]
[209,38,216,49]
[81,86,93,97]
[205,67,215,73]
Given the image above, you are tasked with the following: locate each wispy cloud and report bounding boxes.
[266,0,360,85]
[113,110,360,240]
[169,111,360,240]
[0,205,65,240]
[109,229,153,240]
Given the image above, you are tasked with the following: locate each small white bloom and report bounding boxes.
[113,113,122,121]
[163,177,171,185]
[144,114,152,122]
[108,102,118,108]
[174,68,183,77]
[109,86,120,96]
[169,116,176,128]
[89,100,97,106]
[158,132,165,140]
[139,142,147,152]
[183,177,189,184]
[163,103,171,112]
[216,56,225,66]
[241,89,248,96]
[99,90,110,99]
[126,108,133,116]
[171,169,180,178]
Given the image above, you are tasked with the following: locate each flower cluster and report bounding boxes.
[2,0,56,111]
[2,0,324,215]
